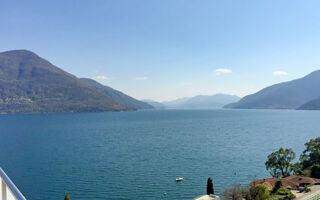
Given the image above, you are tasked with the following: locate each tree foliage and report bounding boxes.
[276,188,295,199]
[291,162,303,175]
[64,193,70,200]
[300,137,320,170]
[207,178,214,195]
[271,179,282,194]
[311,164,320,178]
[265,147,296,178]
[250,184,270,200]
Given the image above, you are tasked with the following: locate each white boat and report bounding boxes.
[176,177,184,181]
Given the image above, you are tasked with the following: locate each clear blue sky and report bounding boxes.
[1,0,320,101]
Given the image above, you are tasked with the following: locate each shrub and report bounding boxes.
[277,188,292,196]
[300,185,311,193]
[64,193,70,200]
[276,188,295,199]
[251,184,270,200]
[272,179,283,194]
[222,184,249,200]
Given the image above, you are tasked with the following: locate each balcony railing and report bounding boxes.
[0,168,26,200]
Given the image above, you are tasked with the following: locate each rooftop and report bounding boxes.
[250,175,320,190]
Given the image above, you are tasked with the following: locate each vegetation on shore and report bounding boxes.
[223,184,272,200]
[265,148,296,178]
[265,137,320,179]
[222,137,320,200]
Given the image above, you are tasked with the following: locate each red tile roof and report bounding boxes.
[250,175,320,190]
[250,177,277,190]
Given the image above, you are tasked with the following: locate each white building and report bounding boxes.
[0,168,26,200]
[195,194,220,200]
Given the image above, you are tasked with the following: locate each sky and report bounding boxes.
[1,0,320,101]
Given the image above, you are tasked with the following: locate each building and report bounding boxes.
[251,175,320,190]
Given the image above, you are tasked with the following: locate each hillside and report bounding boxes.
[141,99,165,109]
[162,94,240,109]
[0,50,129,113]
[298,98,320,110]
[224,70,320,109]
[162,97,190,108]
[80,78,153,110]
[176,94,240,109]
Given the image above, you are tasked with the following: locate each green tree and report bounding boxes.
[291,162,303,175]
[64,193,70,200]
[250,184,270,200]
[271,179,283,194]
[300,137,320,170]
[311,164,320,178]
[207,178,214,195]
[265,147,296,178]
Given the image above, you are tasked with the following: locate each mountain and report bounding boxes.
[141,99,165,109]
[162,97,190,108]
[162,94,240,109]
[224,70,320,109]
[80,78,153,110]
[0,50,129,113]
[298,98,320,110]
[177,94,240,108]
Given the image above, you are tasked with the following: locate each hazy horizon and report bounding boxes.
[2,0,320,101]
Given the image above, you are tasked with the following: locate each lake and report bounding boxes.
[0,109,319,199]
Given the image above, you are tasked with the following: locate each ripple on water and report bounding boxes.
[0,109,319,199]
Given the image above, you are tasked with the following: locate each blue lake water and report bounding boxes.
[0,109,319,199]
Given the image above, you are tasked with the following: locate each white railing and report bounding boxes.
[0,168,26,200]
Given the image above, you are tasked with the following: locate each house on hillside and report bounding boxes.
[250,175,320,190]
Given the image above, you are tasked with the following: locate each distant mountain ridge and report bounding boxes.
[172,94,240,109]
[161,97,190,108]
[298,98,320,110]
[4,50,320,112]
[0,50,146,113]
[224,70,320,109]
[144,94,240,109]
[141,99,165,109]
[80,78,153,110]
